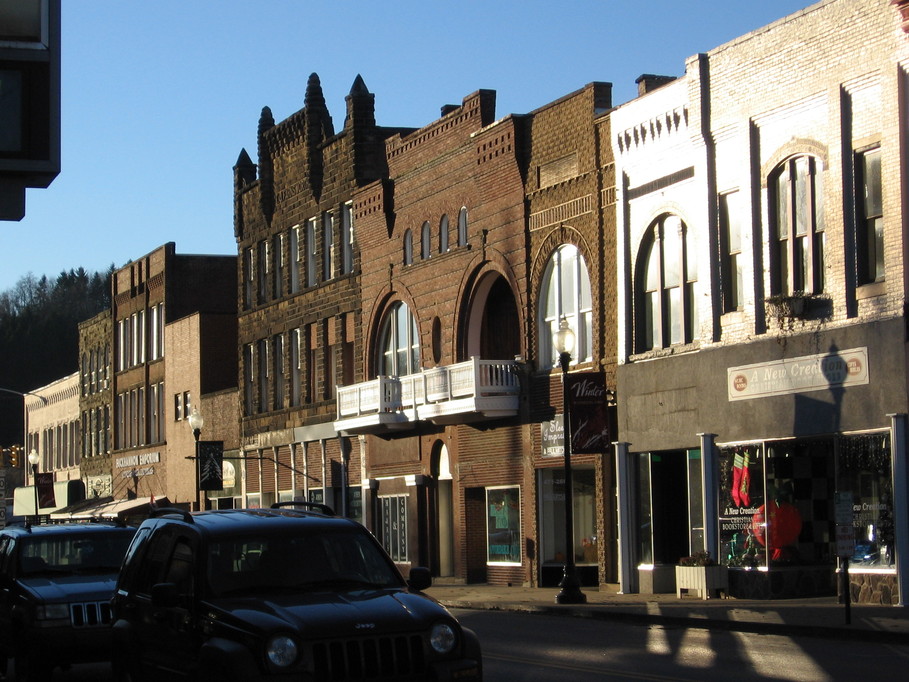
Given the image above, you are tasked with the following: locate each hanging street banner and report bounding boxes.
[566,371,609,454]
[36,472,56,508]
[197,441,224,491]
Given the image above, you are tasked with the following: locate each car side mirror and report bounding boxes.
[151,582,179,608]
[407,566,432,591]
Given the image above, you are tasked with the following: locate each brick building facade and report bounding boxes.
[109,243,236,507]
[238,74,620,587]
[613,0,909,603]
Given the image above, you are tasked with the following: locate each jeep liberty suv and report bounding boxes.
[111,504,482,681]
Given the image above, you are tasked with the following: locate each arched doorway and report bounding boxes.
[431,441,455,578]
[465,273,521,360]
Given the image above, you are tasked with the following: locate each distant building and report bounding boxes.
[109,243,237,508]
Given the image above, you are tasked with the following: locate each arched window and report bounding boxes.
[770,154,825,296]
[378,302,420,377]
[538,244,592,370]
[439,215,450,254]
[457,207,468,247]
[636,214,698,352]
[421,221,432,260]
[403,229,413,265]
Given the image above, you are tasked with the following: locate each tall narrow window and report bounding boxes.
[243,344,255,416]
[273,233,284,299]
[439,214,450,254]
[403,229,413,265]
[770,155,825,296]
[273,333,285,410]
[856,147,883,285]
[421,221,431,260]
[323,211,335,281]
[378,302,420,377]
[720,191,744,312]
[306,218,318,287]
[290,328,303,407]
[341,202,354,274]
[257,338,269,413]
[289,225,301,294]
[538,244,593,370]
[257,240,269,303]
[243,247,254,309]
[457,207,468,247]
[635,214,698,352]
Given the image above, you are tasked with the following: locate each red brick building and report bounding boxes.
[237,74,619,587]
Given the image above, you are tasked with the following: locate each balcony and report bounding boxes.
[334,358,521,435]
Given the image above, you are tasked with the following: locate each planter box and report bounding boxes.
[675,565,728,599]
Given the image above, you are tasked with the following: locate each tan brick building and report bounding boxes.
[613,0,909,603]
[109,243,236,508]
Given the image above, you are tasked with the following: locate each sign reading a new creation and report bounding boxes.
[727,347,868,402]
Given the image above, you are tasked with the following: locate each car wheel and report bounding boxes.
[14,654,52,682]
[111,655,145,682]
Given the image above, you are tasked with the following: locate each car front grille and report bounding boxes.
[70,601,112,628]
[311,634,427,681]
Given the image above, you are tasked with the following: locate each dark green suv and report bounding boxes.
[0,521,137,680]
[111,504,482,681]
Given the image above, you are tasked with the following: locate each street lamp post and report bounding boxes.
[27,449,40,525]
[553,318,586,605]
[188,408,204,511]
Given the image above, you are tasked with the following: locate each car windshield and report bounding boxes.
[206,530,403,596]
[19,530,135,576]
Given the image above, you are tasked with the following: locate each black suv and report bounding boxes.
[111,504,482,681]
[0,521,138,680]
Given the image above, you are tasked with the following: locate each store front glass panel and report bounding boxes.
[837,433,893,567]
[486,486,521,565]
[538,468,597,567]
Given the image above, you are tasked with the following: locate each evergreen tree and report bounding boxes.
[0,266,114,447]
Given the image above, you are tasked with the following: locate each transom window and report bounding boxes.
[538,244,592,369]
[378,302,420,377]
[770,154,825,296]
[636,214,698,352]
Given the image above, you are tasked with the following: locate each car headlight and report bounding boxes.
[430,622,457,654]
[37,604,70,620]
[266,634,298,667]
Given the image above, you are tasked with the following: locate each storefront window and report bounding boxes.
[838,433,893,567]
[719,445,766,567]
[538,469,597,566]
[486,486,521,565]
[720,438,839,568]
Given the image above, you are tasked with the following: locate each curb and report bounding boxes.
[439,599,909,646]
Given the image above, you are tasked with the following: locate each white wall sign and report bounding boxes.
[727,347,869,401]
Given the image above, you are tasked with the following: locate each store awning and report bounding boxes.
[50,496,170,522]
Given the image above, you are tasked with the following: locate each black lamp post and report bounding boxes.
[553,318,586,604]
[188,408,204,511]
[27,449,40,525]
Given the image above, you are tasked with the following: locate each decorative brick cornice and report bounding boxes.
[893,0,909,34]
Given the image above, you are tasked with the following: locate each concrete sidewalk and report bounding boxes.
[426,582,909,644]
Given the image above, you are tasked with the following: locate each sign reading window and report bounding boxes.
[487,486,520,565]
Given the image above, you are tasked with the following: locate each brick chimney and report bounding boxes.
[635,74,676,96]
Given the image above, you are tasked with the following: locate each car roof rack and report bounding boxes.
[149,507,195,523]
[270,501,335,516]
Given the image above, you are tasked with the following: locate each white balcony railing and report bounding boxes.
[335,358,520,433]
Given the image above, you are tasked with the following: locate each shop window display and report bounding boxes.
[486,486,521,565]
[837,433,893,567]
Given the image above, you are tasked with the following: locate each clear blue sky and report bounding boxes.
[1,0,812,293]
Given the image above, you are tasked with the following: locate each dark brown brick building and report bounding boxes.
[236,73,620,587]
